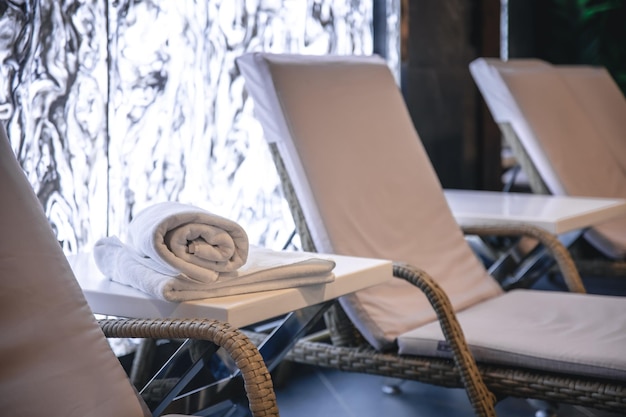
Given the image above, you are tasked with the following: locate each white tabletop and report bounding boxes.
[68,252,393,328]
[444,189,626,234]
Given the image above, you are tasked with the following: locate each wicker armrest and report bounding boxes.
[461,224,586,293]
[392,262,497,417]
[98,318,279,417]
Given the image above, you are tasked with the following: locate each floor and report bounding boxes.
[272,362,621,417]
[269,269,626,417]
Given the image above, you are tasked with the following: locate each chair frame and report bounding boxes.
[247,143,626,416]
[98,317,279,417]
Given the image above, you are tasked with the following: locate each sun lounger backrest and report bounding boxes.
[473,58,626,200]
[556,66,626,258]
[558,66,626,177]
[498,66,626,199]
[238,53,502,350]
[471,58,626,259]
[0,123,150,416]
[469,58,551,124]
[469,58,564,194]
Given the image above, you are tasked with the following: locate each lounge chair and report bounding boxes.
[237,52,626,416]
[0,122,279,417]
[469,58,626,277]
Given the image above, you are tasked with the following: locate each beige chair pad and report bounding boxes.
[398,289,626,381]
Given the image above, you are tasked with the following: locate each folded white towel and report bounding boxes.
[93,202,335,301]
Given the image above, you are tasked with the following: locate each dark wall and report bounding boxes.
[535,0,626,94]
[401,0,501,190]
[394,0,624,191]
[507,0,626,93]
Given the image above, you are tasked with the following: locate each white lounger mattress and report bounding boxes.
[398,289,626,381]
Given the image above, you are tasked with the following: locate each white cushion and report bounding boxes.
[559,66,626,175]
[470,58,566,195]
[469,58,551,124]
[398,289,626,381]
[500,67,626,259]
[0,123,150,417]
[558,66,626,258]
[238,53,502,350]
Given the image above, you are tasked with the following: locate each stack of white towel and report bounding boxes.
[94,202,335,301]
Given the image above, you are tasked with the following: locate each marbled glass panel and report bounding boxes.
[108,0,374,250]
[0,0,398,254]
[386,0,401,82]
[1,0,109,253]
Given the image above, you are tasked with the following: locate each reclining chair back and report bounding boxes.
[0,123,151,417]
[470,58,626,260]
[238,53,502,351]
[557,66,626,177]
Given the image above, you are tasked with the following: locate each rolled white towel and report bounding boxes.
[93,202,335,301]
[123,202,249,283]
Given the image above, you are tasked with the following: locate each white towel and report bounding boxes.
[93,202,335,301]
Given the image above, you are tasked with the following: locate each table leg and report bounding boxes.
[143,300,334,416]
